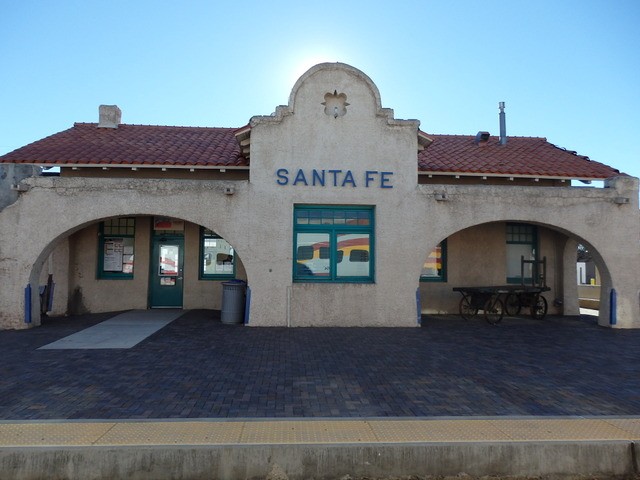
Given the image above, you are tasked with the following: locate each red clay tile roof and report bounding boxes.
[0,123,624,179]
[0,123,248,168]
[418,134,622,179]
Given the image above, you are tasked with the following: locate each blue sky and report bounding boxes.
[1,1,639,180]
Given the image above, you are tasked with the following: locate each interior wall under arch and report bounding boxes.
[419,222,570,316]
[36,216,247,316]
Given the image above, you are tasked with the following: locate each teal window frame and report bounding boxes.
[293,205,375,283]
[420,240,447,282]
[97,217,136,279]
[506,223,538,284]
[199,227,236,280]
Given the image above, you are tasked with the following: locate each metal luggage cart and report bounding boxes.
[452,257,550,324]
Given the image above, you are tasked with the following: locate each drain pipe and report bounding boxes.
[610,288,617,325]
[499,102,507,145]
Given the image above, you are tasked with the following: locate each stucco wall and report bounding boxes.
[0,165,637,330]
[37,239,69,316]
[246,63,424,327]
[0,164,40,211]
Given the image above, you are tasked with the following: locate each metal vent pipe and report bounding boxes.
[499,101,507,145]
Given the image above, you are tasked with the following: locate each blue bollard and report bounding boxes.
[24,284,32,324]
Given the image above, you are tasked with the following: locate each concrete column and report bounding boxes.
[562,238,580,316]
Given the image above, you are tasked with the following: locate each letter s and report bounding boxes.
[276,168,289,185]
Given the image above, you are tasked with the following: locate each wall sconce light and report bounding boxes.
[224,186,235,195]
[613,197,629,204]
[434,192,447,201]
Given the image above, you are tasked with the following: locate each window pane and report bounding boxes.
[202,236,234,275]
[159,244,180,276]
[103,217,135,236]
[103,237,134,274]
[357,211,370,225]
[336,233,370,277]
[296,233,330,276]
[507,224,533,244]
[321,210,334,224]
[506,244,534,279]
[309,211,322,225]
[345,211,358,225]
[295,210,309,225]
[421,244,443,278]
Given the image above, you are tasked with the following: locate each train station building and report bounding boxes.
[0,62,638,329]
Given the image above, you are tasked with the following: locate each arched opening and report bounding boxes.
[576,243,601,312]
[418,220,612,326]
[28,214,247,325]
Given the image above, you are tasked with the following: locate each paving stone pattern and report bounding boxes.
[0,310,639,420]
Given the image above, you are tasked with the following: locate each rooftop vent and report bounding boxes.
[475,131,490,144]
[98,105,121,129]
[499,101,507,145]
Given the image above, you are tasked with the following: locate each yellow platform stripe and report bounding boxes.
[0,418,638,447]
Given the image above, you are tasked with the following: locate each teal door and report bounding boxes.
[149,236,184,308]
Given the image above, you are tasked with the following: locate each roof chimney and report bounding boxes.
[98,105,121,129]
[498,101,507,145]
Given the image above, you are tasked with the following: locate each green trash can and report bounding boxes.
[221,280,247,324]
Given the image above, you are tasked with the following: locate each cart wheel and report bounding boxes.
[505,293,521,316]
[459,297,478,320]
[531,295,548,319]
[484,298,504,325]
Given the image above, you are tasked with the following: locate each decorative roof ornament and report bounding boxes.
[322,90,349,118]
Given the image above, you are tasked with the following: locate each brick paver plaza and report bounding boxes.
[1,310,639,420]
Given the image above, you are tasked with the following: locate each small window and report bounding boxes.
[98,218,136,279]
[420,240,447,282]
[200,228,236,279]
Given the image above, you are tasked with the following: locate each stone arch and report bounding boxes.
[417,215,616,326]
[0,178,251,328]
[25,212,248,325]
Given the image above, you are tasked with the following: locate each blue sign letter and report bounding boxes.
[342,170,357,187]
[276,168,289,185]
[365,170,378,187]
[312,169,326,186]
[293,169,309,186]
[380,171,394,189]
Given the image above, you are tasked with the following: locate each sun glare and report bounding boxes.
[283,52,342,90]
